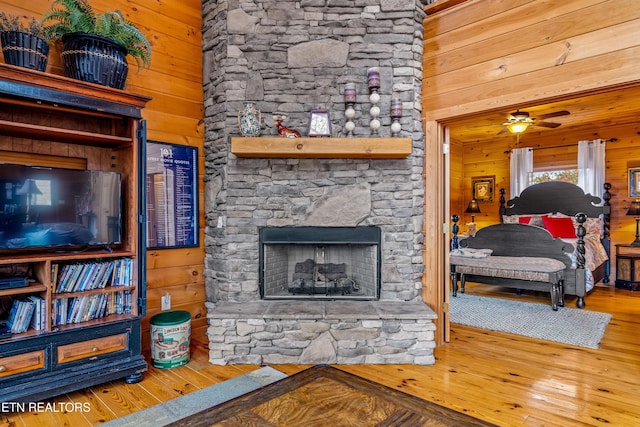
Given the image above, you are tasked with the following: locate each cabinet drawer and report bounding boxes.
[0,350,46,378]
[57,333,128,364]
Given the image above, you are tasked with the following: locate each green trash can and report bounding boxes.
[150,310,191,369]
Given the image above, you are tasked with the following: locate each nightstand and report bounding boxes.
[615,244,640,290]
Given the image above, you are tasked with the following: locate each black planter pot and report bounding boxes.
[0,31,49,72]
[61,32,129,89]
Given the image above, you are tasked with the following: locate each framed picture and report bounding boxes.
[629,168,640,197]
[307,109,332,137]
[146,141,199,249]
[472,176,494,202]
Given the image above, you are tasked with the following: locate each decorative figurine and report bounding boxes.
[390,98,402,137]
[367,67,381,136]
[344,83,356,137]
[238,102,262,137]
[273,115,301,138]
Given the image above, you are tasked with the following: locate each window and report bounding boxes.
[32,179,52,206]
[530,169,578,185]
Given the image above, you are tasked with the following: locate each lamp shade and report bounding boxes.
[465,199,481,214]
[16,179,42,196]
[627,199,640,216]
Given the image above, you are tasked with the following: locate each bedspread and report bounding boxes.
[563,235,608,291]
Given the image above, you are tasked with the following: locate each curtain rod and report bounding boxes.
[504,138,618,155]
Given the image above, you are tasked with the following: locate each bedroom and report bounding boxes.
[421,0,640,339]
[445,86,640,308]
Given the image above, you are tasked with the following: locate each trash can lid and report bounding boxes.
[150,310,191,325]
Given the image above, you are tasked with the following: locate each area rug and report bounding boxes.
[102,366,288,427]
[167,365,496,427]
[450,293,612,348]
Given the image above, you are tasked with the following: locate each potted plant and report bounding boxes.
[0,13,51,72]
[42,0,151,89]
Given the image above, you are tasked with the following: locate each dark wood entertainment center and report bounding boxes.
[0,64,150,402]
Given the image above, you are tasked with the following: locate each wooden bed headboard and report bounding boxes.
[499,182,611,218]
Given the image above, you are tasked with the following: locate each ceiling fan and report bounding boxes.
[498,110,570,134]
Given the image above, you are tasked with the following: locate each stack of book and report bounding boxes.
[6,296,45,334]
[51,291,132,326]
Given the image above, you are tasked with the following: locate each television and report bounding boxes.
[0,164,122,254]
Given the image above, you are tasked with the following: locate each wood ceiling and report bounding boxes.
[443,85,640,145]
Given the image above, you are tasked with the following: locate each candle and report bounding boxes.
[391,98,402,118]
[344,83,356,103]
[367,67,380,90]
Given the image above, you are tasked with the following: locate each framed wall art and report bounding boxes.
[629,168,640,197]
[146,141,199,249]
[472,176,494,202]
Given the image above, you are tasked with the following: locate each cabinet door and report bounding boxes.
[633,259,640,283]
[618,257,631,281]
[57,333,128,364]
[0,350,46,378]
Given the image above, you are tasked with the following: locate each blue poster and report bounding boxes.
[146,141,198,248]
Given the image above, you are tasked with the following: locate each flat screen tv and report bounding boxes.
[0,164,122,254]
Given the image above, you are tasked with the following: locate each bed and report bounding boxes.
[451,181,611,308]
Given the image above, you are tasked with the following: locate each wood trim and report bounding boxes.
[0,120,133,147]
[422,120,447,344]
[0,150,87,170]
[0,64,151,110]
[230,137,412,159]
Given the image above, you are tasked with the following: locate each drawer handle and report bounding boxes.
[92,347,99,352]
[0,365,6,373]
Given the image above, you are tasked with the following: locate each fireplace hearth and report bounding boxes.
[259,226,381,300]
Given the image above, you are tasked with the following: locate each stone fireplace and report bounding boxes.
[202,0,436,365]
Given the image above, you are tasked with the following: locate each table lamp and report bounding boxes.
[465,199,481,236]
[465,199,481,223]
[626,199,640,246]
[16,179,42,223]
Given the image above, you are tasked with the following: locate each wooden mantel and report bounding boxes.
[230,136,412,159]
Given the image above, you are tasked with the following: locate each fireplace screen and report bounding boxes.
[259,227,381,300]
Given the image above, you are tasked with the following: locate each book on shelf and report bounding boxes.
[28,296,45,331]
[54,259,131,294]
[7,298,37,334]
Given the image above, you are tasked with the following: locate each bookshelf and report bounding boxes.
[0,64,150,402]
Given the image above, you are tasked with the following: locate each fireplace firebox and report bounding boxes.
[259,227,381,300]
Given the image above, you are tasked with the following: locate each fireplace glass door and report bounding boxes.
[259,227,381,300]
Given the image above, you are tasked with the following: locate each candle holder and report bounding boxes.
[344,83,356,137]
[367,68,381,136]
[390,98,402,137]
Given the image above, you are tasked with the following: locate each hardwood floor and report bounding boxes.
[1,284,638,426]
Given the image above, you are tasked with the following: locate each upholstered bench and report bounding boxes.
[450,255,566,310]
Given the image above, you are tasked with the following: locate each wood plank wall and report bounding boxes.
[423,0,640,338]
[1,0,206,351]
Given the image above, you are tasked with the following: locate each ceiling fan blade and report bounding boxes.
[536,110,570,120]
[497,127,509,135]
[535,121,562,128]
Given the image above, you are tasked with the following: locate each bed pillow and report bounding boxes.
[502,215,520,224]
[517,216,531,224]
[542,216,577,238]
[528,215,547,228]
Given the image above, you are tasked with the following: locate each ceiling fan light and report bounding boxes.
[508,122,530,133]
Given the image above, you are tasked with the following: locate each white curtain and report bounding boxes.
[510,147,533,198]
[578,139,606,198]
